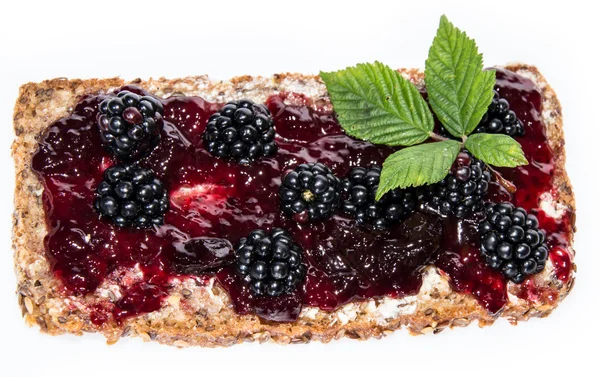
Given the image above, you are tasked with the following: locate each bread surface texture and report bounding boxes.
[12,65,575,347]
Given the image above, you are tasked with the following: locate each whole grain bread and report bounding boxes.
[12,64,576,347]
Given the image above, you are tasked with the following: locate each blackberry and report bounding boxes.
[279,162,342,221]
[98,90,164,160]
[235,228,306,297]
[94,164,169,228]
[440,90,525,137]
[424,152,491,218]
[341,166,417,229]
[479,202,549,283]
[202,99,278,164]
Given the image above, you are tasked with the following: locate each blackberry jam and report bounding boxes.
[31,68,574,324]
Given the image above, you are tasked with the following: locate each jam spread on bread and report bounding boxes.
[31,68,574,324]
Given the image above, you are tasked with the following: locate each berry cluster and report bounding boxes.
[475,90,525,136]
[479,202,548,283]
[341,166,417,229]
[235,228,306,297]
[424,153,491,218]
[279,162,342,221]
[98,90,163,160]
[203,100,278,164]
[94,164,169,228]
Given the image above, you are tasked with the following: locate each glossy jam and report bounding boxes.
[31,68,574,324]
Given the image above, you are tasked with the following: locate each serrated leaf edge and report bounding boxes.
[320,62,434,146]
[376,140,462,200]
[424,15,495,138]
[465,133,528,167]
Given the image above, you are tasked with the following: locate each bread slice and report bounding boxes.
[12,64,576,347]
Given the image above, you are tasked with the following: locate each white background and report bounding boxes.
[1,0,598,376]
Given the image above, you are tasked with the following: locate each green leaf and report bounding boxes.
[376,140,462,200]
[320,61,434,146]
[425,15,496,138]
[465,133,528,167]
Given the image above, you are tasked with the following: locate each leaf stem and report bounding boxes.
[487,165,517,194]
[428,132,450,142]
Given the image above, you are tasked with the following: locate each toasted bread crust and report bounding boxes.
[12,65,576,347]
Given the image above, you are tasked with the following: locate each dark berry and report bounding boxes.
[279,162,342,221]
[479,202,549,283]
[235,228,306,297]
[202,99,277,164]
[94,164,169,228]
[98,90,163,160]
[424,152,491,218]
[341,166,417,229]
